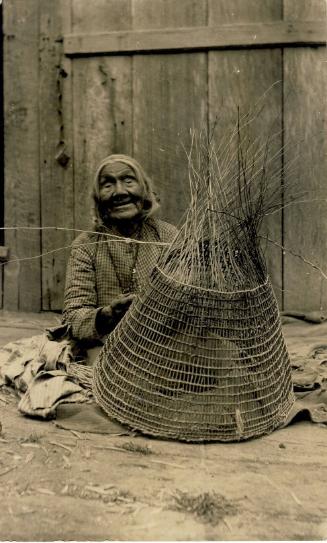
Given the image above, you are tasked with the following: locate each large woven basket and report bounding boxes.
[93,266,294,442]
[93,119,296,441]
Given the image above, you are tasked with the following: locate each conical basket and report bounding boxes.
[93,120,296,441]
[93,266,294,441]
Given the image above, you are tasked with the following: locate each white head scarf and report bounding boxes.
[92,154,160,226]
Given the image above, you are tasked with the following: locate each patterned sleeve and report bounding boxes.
[62,235,102,341]
[159,221,179,243]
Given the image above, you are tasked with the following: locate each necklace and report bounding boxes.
[107,225,142,295]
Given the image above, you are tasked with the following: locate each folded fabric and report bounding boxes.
[0,334,91,419]
[0,335,45,384]
[283,389,327,426]
[19,370,91,419]
[281,311,327,324]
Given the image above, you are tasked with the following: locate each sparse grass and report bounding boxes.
[21,432,43,443]
[120,441,154,455]
[61,483,135,504]
[169,490,238,526]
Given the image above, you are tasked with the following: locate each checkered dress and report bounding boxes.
[63,218,178,341]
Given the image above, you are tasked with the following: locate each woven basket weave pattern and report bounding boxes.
[93,267,294,441]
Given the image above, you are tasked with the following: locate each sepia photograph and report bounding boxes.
[0,0,326,540]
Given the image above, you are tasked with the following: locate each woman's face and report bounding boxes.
[98,162,144,221]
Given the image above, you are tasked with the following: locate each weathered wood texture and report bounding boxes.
[283,0,327,310]
[3,0,41,311]
[132,0,207,224]
[64,20,326,56]
[72,0,133,233]
[39,0,74,310]
[3,0,327,312]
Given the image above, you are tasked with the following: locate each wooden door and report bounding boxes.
[3,0,326,312]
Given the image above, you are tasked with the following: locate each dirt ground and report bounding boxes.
[0,311,327,541]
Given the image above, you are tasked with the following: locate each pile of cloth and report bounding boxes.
[281,313,327,426]
[0,332,93,419]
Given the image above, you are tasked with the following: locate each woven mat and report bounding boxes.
[55,403,132,435]
[54,390,327,437]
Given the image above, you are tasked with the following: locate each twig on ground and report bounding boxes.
[93,445,135,453]
[84,484,115,496]
[260,474,303,507]
[0,466,17,477]
[149,459,186,469]
[69,429,83,439]
[289,490,302,505]
[35,487,56,496]
[48,441,74,453]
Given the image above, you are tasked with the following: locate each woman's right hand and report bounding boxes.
[96,294,136,335]
[106,293,136,320]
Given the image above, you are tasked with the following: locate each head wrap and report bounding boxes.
[92,154,160,226]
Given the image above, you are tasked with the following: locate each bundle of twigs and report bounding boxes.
[66,363,93,391]
[93,107,296,442]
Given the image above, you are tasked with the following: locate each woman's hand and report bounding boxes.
[96,294,136,335]
[105,294,136,320]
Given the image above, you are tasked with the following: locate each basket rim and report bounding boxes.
[156,266,270,295]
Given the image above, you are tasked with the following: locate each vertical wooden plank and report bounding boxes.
[132,0,208,226]
[57,0,75,310]
[72,0,133,232]
[209,0,281,23]
[0,5,3,309]
[208,1,284,305]
[283,0,327,311]
[3,0,41,311]
[39,0,75,310]
[284,0,326,20]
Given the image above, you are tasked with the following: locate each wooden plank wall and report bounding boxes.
[3,0,41,311]
[72,0,133,234]
[3,0,75,311]
[132,0,207,224]
[3,0,327,312]
[283,0,327,311]
[39,0,74,311]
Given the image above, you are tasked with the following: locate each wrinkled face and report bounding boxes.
[98,162,144,221]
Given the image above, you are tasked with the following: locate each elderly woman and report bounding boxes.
[0,154,177,417]
[63,154,178,345]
